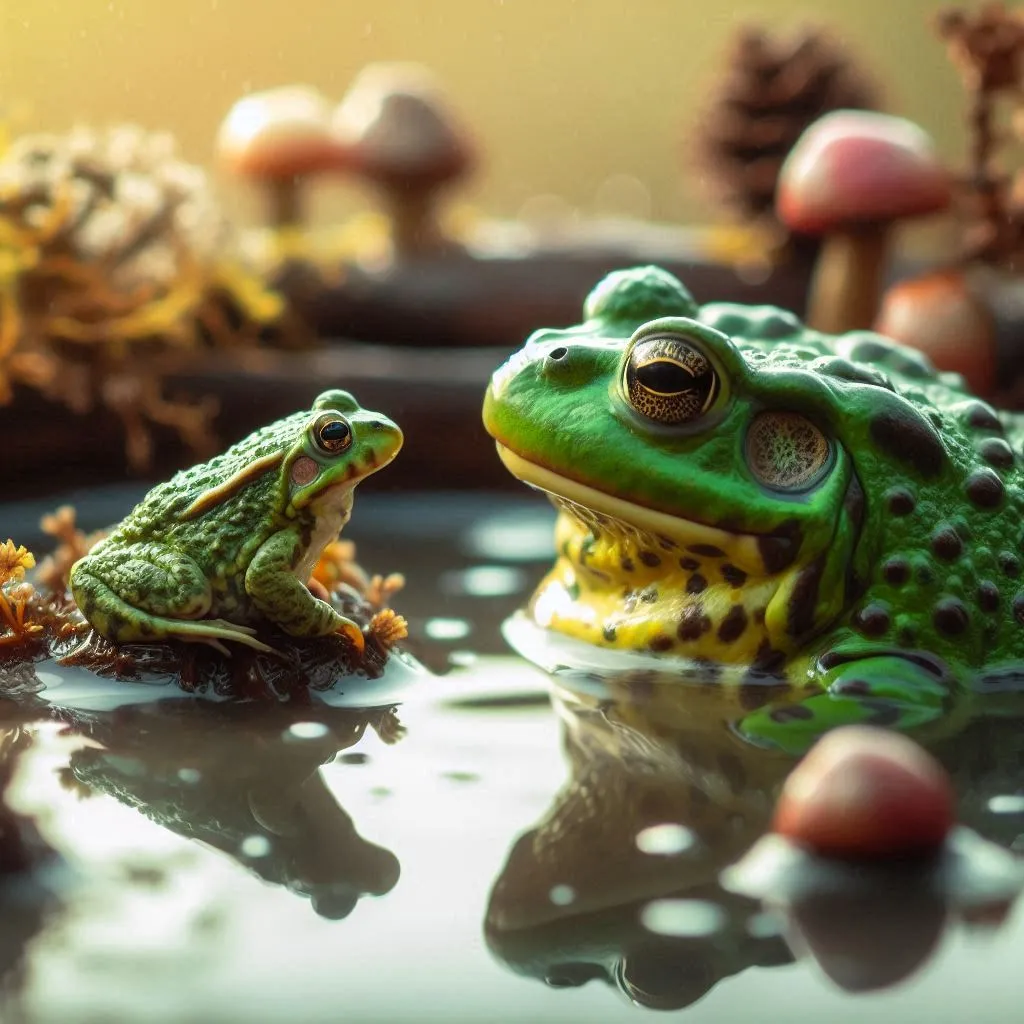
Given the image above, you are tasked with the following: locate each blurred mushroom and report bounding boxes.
[772,726,954,860]
[217,84,341,230]
[777,110,952,334]
[874,267,998,396]
[332,63,476,259]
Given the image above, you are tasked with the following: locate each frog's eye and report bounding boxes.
[312,414,353,454]
[624,334,720,426]
[746,411,831,491]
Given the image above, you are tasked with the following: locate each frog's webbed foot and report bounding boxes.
[736,651,955,754]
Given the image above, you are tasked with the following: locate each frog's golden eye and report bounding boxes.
[312,414,353,454]
[746,411,831,491]
[624,335,720,426]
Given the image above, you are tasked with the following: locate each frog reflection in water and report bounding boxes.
[69,390,402,656]
[483,265,1024,747]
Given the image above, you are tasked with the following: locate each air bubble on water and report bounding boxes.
[425,617,472,641]
[549,884,576,906]
[988,795,1024,815]
[177,768,201,785]
[635,823,696,856]
[640,899,727,939]
[240,835,272,859]
[284,721,330,742]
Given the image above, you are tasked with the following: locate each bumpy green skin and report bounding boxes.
[484,266,1024,750]
[69,390,402,653]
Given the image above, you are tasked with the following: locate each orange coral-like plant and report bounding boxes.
[0,541,43,648]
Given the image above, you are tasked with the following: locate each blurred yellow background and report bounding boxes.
[0,0,983,230]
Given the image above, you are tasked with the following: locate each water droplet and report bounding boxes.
[448,650,478,668]
[240,835,271,859]
[989,794,1024,814]
[640,899,726,938]
[177,768,201,785]
[424,617,472,641]
[441,565,526,597]
[549,884,576,906]
[635,823,696,856]
[284,721,330,742]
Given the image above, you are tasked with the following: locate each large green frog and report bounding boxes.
[69,390,402,657]
[483,266,1024,749]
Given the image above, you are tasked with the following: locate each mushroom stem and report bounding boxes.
[806,227,888,334]
[380,185,446,259]
[266,178,302,231]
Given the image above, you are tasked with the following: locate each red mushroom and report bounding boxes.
[874,268,997,396]
[772,725,954,860]
[777,110,952,334]
[332,63,476,259]
[217,84,342,231]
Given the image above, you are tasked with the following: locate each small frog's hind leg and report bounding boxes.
[69,544,276,654]
[735,653,955,755]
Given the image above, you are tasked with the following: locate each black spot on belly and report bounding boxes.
[679,556,700,571]
[979,437,1015,469]
[758,519,802,574]
[687,544,725,558]
[602,625,617,642]
[930,526,963,561]
[852,602,891,637]
[677,606,712,641]
[657,535,677,551]
[1000,552,1022,578]
[620,555,635,572]
[869,406,946,476]
[751,639,787,673]
[721,563,747,587]
[639,585,658,603]
[966,468,1005,508]
[639,550,662,568]
[686,574,707,594]
[933,597,970,635]
[978,581,1000,612]
[885,487,917,516]
[787,556,824,638]
[882,557,910,585]
[718,605,748,643]
[965,401,1004,433]
[649,634,674,652]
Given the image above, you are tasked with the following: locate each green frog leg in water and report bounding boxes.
[244,528,365,654]
[736,652,955,755]
[69,542,274,655]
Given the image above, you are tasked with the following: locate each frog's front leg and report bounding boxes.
[69,543,273,653]
[736,653,955,755]
[244,529,365,654]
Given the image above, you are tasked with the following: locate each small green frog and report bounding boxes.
[483,266,1024,749]
[70,390,402,657]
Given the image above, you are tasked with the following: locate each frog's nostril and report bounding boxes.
[548,347,568,361]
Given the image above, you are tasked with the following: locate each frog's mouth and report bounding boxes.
[495,444,786,576]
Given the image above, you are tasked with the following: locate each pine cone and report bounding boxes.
[695,25,881,230]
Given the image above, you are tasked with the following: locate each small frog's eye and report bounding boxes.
[624,334,720,426]
[312,414,353,454]
[746,411,831,491]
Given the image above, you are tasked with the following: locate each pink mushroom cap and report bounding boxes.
[217,84,344,181]
[777,110,952,235]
